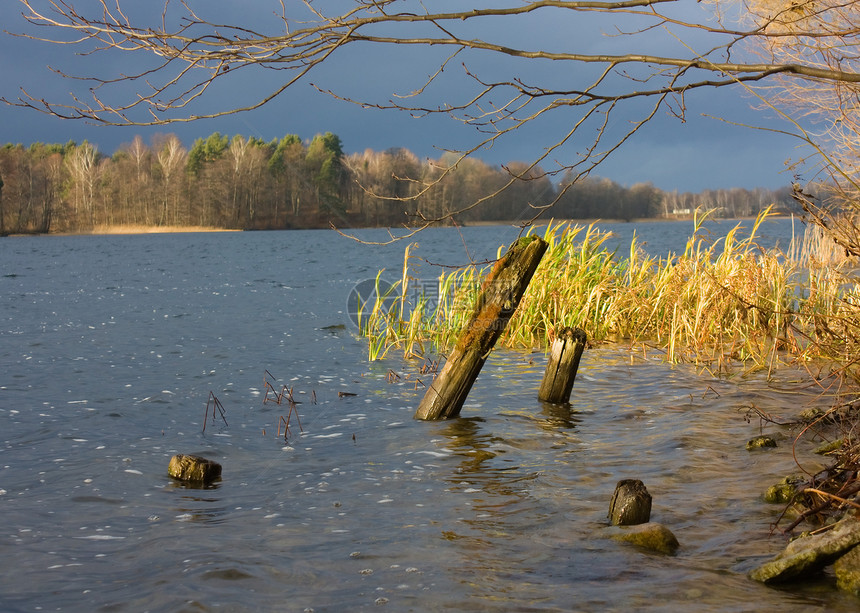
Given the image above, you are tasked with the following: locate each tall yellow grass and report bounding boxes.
[362,209,860,379]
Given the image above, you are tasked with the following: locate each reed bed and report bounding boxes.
[361,209,860,379]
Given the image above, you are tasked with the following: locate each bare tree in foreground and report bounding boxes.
[4,0,860,238]
[726,0,860,256]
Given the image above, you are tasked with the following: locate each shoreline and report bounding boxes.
[88,225,242,235]
[3,214,795,238]
[2,225,244,237]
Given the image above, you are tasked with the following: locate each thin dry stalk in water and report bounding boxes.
[203,391,227,434]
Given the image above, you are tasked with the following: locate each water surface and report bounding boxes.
[2,220,854,612]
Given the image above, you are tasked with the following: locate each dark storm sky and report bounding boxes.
[0,1,806,192]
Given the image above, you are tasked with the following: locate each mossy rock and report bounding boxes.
[814,439,844,455]
[608,522,680,555]
[764,475,805,504]
[750,516,860,584]
[746,435,777,451]
[168,454,222,484]
[834,543,860,596]
[797,407,824,423]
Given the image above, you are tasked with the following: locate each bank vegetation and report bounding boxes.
[361,210,860,387]
[0,134,795,235]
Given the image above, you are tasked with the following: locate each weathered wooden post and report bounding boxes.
[538,327,586,404]
[414,235,548,420]
[608,479,652,526]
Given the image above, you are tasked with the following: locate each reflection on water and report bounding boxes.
[538,401,584,430]
[1,226,858,611]
[168,481,230,524]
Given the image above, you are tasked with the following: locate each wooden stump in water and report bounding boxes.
[414,235,548,421]
[608,479,652,526]
[538,327,586,404]
[168,454,222,484]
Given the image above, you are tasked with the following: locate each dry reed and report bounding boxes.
[361,209,860,379]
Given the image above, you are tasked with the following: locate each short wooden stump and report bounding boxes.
[608,479,652,526]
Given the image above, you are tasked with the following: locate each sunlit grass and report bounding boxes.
[361,208,860,379]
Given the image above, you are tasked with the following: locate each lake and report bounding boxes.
[2,217,857,611]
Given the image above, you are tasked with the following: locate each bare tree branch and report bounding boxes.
[5,0,860,239]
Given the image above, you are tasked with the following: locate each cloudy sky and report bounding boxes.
[0,1,807,192]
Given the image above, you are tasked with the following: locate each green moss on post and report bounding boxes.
[414,235,548,420]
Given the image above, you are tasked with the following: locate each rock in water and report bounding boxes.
[835,543,860,596]
[763,475,804,504]
[746,435,777,450]
[749,516,860,584]
[609,479,652,526]
[608,523,680,555]
[168,454,222,484]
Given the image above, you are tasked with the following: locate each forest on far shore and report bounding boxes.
[0,132,798,235]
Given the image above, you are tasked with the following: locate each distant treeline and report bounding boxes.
[0,132,798,234]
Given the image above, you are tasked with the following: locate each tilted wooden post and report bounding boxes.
[414,235,548,420]
[538,327,586,404]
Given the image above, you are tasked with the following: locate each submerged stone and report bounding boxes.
[746,435,777,450]
[749,516,860,584]
[608,522,680,555]
[168,453,222,484]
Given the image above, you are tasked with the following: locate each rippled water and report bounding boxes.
[2,221,857,612]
